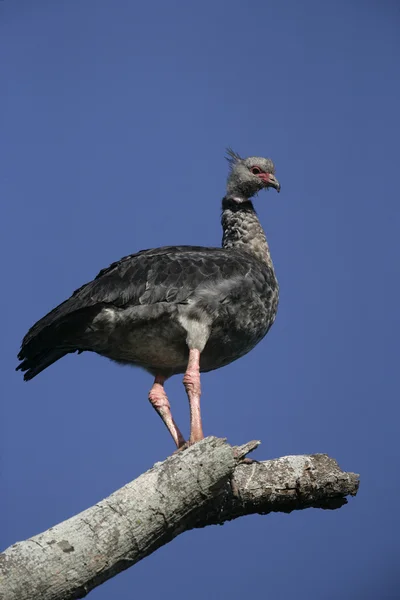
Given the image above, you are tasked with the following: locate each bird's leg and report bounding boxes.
[183,349,204,445]
[148,375,186,449]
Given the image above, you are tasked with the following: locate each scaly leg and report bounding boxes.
[148,375,186,448]
[183,349,204,444]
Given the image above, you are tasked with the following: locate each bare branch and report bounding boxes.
[0,437,359,600]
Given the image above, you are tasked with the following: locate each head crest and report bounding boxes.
[225,148,243,169]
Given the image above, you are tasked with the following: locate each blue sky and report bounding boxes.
[1,1,399,598]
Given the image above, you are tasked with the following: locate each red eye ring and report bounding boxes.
[250,166,262,175]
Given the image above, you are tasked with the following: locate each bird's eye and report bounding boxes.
[250,166,262,175]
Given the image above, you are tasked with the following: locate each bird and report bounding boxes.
[17,149,281,449]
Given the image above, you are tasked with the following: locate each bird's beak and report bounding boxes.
[266,174,281,193]
[258,173,281,192]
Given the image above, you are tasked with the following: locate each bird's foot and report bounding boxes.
[173,441,192,454]
[173,436,205,454]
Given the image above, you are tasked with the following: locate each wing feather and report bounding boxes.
[20,245,263,348]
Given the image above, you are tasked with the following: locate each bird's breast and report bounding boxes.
[199,287,278,372]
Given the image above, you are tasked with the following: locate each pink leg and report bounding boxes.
[183,349,204,444]
[149,375,186,449]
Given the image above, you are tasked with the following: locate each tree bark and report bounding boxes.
[0,437,359,600]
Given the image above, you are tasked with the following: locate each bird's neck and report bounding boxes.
[221,196,275,270]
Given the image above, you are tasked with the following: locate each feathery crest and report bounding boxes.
[225,148,243,168]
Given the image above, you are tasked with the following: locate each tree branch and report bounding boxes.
[0,437,359,600]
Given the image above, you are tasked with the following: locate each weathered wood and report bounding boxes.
[0,437,359,600]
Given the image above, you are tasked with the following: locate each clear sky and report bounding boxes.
[1,1,399,598]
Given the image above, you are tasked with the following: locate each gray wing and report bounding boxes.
[18,245,264,347]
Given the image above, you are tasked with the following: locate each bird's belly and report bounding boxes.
[113,328,188,373]
[85,290,277,376]
[101,320,269,375]
[86,308,189,374]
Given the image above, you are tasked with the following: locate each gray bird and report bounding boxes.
[17,150,281,449]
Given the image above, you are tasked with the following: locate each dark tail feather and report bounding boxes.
[16,349,70,381]
[17,306,101,381]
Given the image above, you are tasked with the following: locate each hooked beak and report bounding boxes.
[258,172,281,192]
[266,173,281,193]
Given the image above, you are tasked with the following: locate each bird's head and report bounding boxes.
[226,149,280,199]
